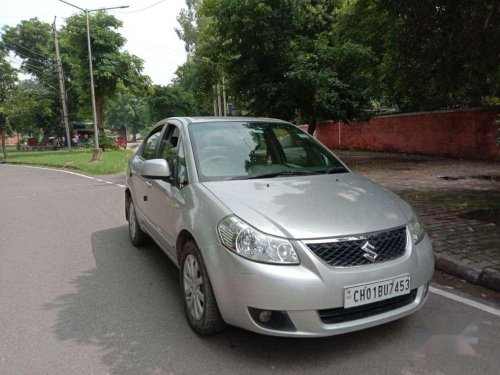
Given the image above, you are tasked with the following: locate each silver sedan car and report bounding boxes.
[125,117,434,337]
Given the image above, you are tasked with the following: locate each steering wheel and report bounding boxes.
[200,155,233,170]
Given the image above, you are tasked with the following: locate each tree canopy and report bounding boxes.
[61,12,150,130]
[0,13,156,143]
[174,0,500,131]
[0,0,499,145]
[0,51,18,157]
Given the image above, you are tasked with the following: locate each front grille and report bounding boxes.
[306,227,407,267]
[319,289,418,324]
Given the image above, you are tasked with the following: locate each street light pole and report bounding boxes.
[58,0,129,161]
[85,10,100,160]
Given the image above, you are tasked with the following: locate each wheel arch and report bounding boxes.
[176,229,196,264]
[125,188,132,220]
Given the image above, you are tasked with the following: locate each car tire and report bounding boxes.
[180,240,226,336]
[128,199,148,246]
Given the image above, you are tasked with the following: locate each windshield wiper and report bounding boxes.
[237,170,321,180]
[322,166,348,174]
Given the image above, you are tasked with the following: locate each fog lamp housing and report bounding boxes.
[248,307,296,332]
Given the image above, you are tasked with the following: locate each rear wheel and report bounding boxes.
[180,240,226,335]
[128,199,148,246]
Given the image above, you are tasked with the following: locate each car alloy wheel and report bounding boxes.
[183,254,205,320]
[128,199,147,246]
[129,203,137,238]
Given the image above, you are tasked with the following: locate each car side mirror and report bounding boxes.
[140,159,171,179]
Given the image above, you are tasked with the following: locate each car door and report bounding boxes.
[129,124,165,230]
[146,123,187,257]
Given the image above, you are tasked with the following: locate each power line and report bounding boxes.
[0,32,52,61]
[112,0,165,13]
[0,39,54,67]
[2,44,52,65]
[13,50,53,66]
[5,55,56,76]
[34,77,60,92]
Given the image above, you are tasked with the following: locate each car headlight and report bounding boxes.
[217,215,299,264]
[408,213,425,244]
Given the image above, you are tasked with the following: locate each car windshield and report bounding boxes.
[189,121,348,181]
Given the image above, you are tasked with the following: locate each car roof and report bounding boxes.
[169,116,290,125]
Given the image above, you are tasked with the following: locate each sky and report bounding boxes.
[0,0,189,85]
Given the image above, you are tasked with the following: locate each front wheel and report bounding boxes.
[180,240,226,335]
[128,199,148,246]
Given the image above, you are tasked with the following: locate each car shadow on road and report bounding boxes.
[43,225,416,374]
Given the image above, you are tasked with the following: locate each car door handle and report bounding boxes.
[145,180,153,188]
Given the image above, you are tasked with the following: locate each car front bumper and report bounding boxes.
[202,232,434,337]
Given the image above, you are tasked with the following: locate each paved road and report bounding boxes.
[1,165,500,375]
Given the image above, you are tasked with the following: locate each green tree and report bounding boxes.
[197,0,376,132]
[289,1,375,133]
[1,18,63,141]
[7,80,56,139]
[147,84,197,120]
[107,90,151,141]
[200,0,300,119]
[176,0,206,53]
[0,52,17,158]
[0,18,54,80]
[173,57,219,115]
[61,11,150,130]
[380,0,500,110]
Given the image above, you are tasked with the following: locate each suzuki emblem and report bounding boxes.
[361,241,378,262]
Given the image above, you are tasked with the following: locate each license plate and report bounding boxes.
[344,275,410,308]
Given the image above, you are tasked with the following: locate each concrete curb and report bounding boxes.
[435,253,500,291]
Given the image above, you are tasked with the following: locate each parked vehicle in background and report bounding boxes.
[125,117,434,337]
[114,136,127,149]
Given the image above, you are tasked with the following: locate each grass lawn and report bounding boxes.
[0,149,133,175]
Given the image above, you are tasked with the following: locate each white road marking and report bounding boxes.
[1,164,123,188]
[1,164,96,180]
[430,286,500,318]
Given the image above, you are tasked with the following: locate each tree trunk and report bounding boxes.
[96,96,105,131]
[0,116,7,160]
[40,131,49,146]
[308,113,317,135]
[131,125,138,142]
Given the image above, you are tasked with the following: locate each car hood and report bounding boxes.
[202,173,412,240]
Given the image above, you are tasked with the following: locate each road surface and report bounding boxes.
[1,164,500,375]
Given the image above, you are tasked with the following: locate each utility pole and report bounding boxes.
[217,83,222,117]
[212,85,218,116]
[85,9,101,161]
[52,17,72,151]
[222,76,227,117]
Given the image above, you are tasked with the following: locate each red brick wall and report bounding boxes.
[4,134,20,146]
[315,109,500,160]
